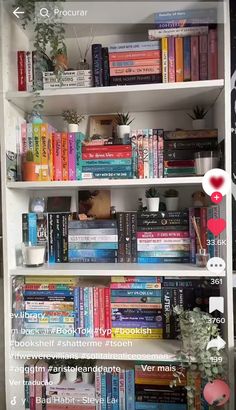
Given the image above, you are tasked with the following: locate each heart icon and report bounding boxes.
[210,176,224,190]
[207,218,226,236]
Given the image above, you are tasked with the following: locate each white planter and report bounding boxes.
[68,123,79,133]
[65,368,78,383]
[117,125,131,140]
[192,119,206,130]
[49,372,61,385]
[165,197,179,211]
[82,372,94,385]
[147,197,160,212]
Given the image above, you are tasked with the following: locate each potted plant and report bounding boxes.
[48,359,63,385]
[115,113,134,141]
[22,150,38,181]
[64,359,78,383]
[164,189,179,211]
[62,110,85,133]
[54,45,69,72]
[145,187,160,212]
[172,307,227,409]
[187,106,208,130]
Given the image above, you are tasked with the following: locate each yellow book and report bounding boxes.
[135,378,186,386]
[112,328,163,339]
[33,124,41,164]
[161,37,168,83]
[40,124,50,181]
[25,276,77,284]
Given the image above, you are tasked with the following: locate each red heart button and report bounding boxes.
[210,176,224,189]
[207,218,226,236]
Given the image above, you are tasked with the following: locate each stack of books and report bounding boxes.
[22,276,77,337]
[135,363,187,410]
[81,144,133,179]
[110,276,163,339]
[137,211,190,264]
[131,129,164,179]
[108,41,162,86]
[163,129,218,177]
[95,368,135,408]
[152,8,218,82]
[116,212,137,263]
[74,286,111,338]
[46,379,96,409]
[68,219,118,263]
[43,70,93,89]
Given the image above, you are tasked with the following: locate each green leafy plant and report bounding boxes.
[164,189,179,198]
[115,112,134,126]
[145,187,160,198]
[62,110,85,125]
[172,307,228,409]
[187,106,208,120]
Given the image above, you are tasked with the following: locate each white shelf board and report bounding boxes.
[7,177,203,190]
[11,337,180,361]
[10,263,225,277]
[6,80,224,115]
[233,272,236,287]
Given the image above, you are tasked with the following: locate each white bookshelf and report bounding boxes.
[0,1,234,409]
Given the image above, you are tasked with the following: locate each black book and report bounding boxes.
[102,47,110,86]
[109,73,162,86]
[117,212,125,263]
[137,225,189,232]
[164,150,195,160]
[164,138,218,150]
[92,44,103,87]
[131,212,137,263]
[124,212,132,263]
[137,218,189,227]
[137,211,189,219]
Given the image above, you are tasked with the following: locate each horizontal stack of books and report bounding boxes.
[43,70,93,89]
[163,129,218,177]
[81,144,133,179]
[137,211,190,263]
[68,219,118,263]
[110,276,163,339]
[74,286,111,338]
[108,41,162,86]
[131,129,164,178]
[22,277,77,337]
[95,368,135,409]
[135,363,187,410]
[46,379,96,409]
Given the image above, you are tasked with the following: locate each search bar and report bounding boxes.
[35,2,224,25]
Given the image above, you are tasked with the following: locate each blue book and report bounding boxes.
[138,257,190,263]
[85,171,133,179]
[69,257,117,263]
[76,132,85,180]
[83,287,90,338]
[108,41,161,52]
[101,373,107,410]
[125,370,135,410]
[111,283,161,289]
[69,242,118,250]
[82,165,132,173]
[68,249,117,258]
[82,159,132,166]
[106,373,112,410]
[135,404,186,410]
[111,373,119,410]
[74,287,80,336]
[138,251,190,258]
[183,37,191,81]
[112,321,162,328]
[154,8,217,23]
[111,289,161,297]
[24,290,74,297]
[68,220,117,229]
[28,213,37,245]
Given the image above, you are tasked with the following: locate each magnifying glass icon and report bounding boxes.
[40,8,50,18]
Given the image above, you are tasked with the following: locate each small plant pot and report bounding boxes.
[117,125,131,141]
[54,53,68,70]
[82,372,94,385]
[68,124,80,133]
[22,162,38,181]
[49,371,61,385]
[65,368,78,383]
[165,197,179,211]
[147,197,160,212]
[192,119,206,130]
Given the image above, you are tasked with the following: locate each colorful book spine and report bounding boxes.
[95,372,102,410]
[101,373,107,410]
[53,133,62,181]
[119,370,126,410]
[111,373,119,410]
[110,59,161,67]
[183,37,191,81]
[109,74,161,86]
[102,47,110,86]
[157,130,164,178]
[161,38,168,83]
[109,50,161,61]
[191,36,199,81]
[26,123,34,152]
[148,129,153,178]
[26,51,33,92]
[68,133,76,180]
[48,213,55,263]
[168,36,175,83]
[110,283,161,289]
[33,123,41,167]
[92,44,103,87]
[131,212,137,263]
[143,130,149,179]
[117,212,125,263]
[175,37,184,82]
[40,124,50,181]
[126,370,135,410]
[17,51,26,91]
[93,287,100,337]
[148,26,209,38]
[208,28,218,79]
[105,287,111,337]
[153,130,158,178]
[138,257,190,263]
[108,41,161,52]
[199,35,208,80]
[110,66,161,76]
[99,288,105,338]
[137,132,144,179]
[106,373,112,410]
[76,132,83,180]
[61,132,68,181]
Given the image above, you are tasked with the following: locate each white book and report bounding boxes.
[148,26,208,39]
[68,235,118,243]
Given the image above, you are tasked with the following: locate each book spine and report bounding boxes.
[24,364,30,409]
[110,65,161,76]
[168,36,175,83]
[148,129,153,178]
[161,38,168,83]
[162,288,172,339]
[40,124,50,181]
[124,212,132,263]
[48,126,54,181]
[55,214,61,263]
[102,47,110,86]
[106,373,112,410]
[83,287,90,337]
[33,123,41,169]
[119,370,126,410]
[93,287,100,337]
[53,133,62,181]
[149,26,209,38]
[126,370,135,410]
[109,74,162,86]
[92,44,103,87]
[69,220,117,229]
[61,132,68,181]
[82,151,132,160]
[138,257,190,263]
[183,37,191,81]
[111,289,161,297]
[111,303,161,309]
[69,234,118,242]
[191,36,199,81]
[137,225,189,232]
[109,50,161,61]
[175,37,184,82]
[47,214,55,263]
[157,130,164,178]
[208,29,218,79]
[131,131,138,178]
[138,218,189,226]
[110,59,161,67]
[68,133,76,180]
[26,51,33,92]
[26,123,34,153]
[95,372,102,410]
[152,130,158,178]
[137,231,189,238]
[199,35,208,80]
[143,130,149,179]
[22,214,29,243]
[117,213,125,263]
[200,207,207,250]
[111,276,162,283]
[112,373,119,410]
[79,287,84,335]
[28,213,37,245]
[189,207,196,263]
[104,287,111,337]
[83,145,131,153]
[88,287,94,338]
[76,133,82,180]
[101,373,107,410]
[29,363,36,410]
[108,41,160,52]
[17,51,26,91]
[110,283,161,289]
[82,165,132,173]
[137,132,144,179]
[61,213,68,263]
[131,212,137,263]
[99,288,105,338]
[20,123,27,159]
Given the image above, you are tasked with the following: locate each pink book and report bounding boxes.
[168,37,175,83]
[199,35,208,80]
[191,36,199,81]
[47,406,95,410]
[208,28,218,79]
[68,133,76,180]
[53,132,62,181]
[98,288,105,338]
[21,123,27,156]
[95,372,101,410]
[104,287,111,338]
[152,132,158,178]
[137,231,190,239]
[93,287,100,338]
[29,360,37,410]
[35,360,48,410]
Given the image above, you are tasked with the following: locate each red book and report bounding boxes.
[109,50,161,61]
[191,36,199,81]
[17,51,26,91]
[82,145,132,153]
[200,207,207,249]
[164,160,195,167]
[98,288,105,338]
[104,287,111,338]
[93,287,100,337]
[199,35,208,80]
[208,28,218,79]
[82,151,132,160]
